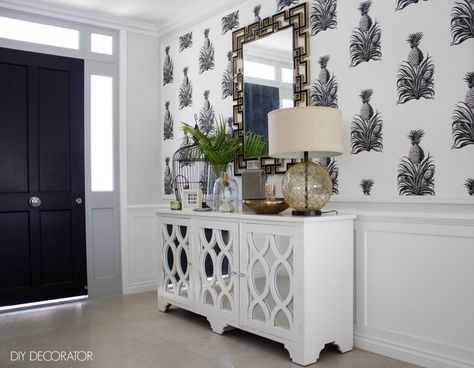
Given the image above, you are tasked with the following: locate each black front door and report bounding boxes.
[0,47,86,307]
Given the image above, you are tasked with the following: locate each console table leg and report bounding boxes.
[284,342,325,366]
[158,297,171,312]
[207,317,235,335]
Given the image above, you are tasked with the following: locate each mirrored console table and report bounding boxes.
[156,209,355,366]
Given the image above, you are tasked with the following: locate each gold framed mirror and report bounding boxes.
[232,3,310,175]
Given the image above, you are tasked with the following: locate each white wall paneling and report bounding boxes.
[353,214,474,368]
[123,206,160,294]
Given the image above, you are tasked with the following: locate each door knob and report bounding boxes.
[29,197,41,208]
[75,198,83,205]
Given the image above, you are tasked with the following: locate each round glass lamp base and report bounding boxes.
[282,161,333,214]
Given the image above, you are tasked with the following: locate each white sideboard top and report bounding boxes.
[156,208,356,223]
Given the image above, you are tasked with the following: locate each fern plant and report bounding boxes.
[452,102,474,148]
[397,56,435,104]
[310,0,337,36]
[451,0,474,46]
[349,21,381,67]
[182,117,266,175]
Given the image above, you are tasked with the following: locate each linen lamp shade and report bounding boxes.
[268,106,343,158]
[267,106,344,216]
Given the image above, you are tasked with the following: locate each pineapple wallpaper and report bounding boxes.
[396,0,429,12]
[310,0,337,36]
[179,32,193,52]
[451,0,474,46]
[349,1,382,67]
[222,11,240,34]
[350,89,383,153]
[199,28,215,74]
[360,179,374,195]
[199,90,216,133]
[396,32,435,104]
[161,0,474,201]
[311,55,338,107]
[397,130,436,196]
[162,46,173,85]
[163,101,174,140]
[179,67,193,109]
[452,72,474,148]
[221,51,233,99]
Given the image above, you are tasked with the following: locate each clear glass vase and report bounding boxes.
[212,167,238,212]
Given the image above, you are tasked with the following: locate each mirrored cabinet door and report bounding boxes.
[195,220,239,324]
[158,218,192,306]
[240,223,297,340]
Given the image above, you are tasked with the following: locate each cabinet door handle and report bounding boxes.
[239,273,246,278]
[231,271,237,276]
[187,262,192,266]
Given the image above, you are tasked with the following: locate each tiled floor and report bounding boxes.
[0,292,421,368]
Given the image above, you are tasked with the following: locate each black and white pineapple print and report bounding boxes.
[311,55,338,108]
[163,101,174,140]
[164,157,174,195]
[351,89,383,153]
[199,29,215,74]
[222,11,240,34]
[276,0,299,11]
[179,67,193,109]
[452,71,474,148]
[398,129,435,196]
[451,0,474,46]
[360,179,374,195]
[199,90,216,134]
[311,0,337,36]
[179,32,193,52]
[163,46,174,85]
[254,5,262,22]
[465,178,474,196]
[222,51,233,99]
[226,117,234,137]
[396,0,429,11]
[319,157,339,195]
[397,32,435,104]
[350,1,382,67]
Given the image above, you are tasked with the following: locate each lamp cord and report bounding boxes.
[321,209,338,215]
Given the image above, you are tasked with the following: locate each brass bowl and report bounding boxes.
[243,198,289,215]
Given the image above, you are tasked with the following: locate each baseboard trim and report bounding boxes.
[123,282,156,295]
[354,333,474,368]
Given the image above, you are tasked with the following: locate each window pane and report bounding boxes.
[0,16,79,49]
[244,60,275,81]
[282,99,293,108]
[91,33,113,55]
[91,75,114,192]
[281,68,293,84]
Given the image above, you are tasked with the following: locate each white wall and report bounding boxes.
[126,32,162,206]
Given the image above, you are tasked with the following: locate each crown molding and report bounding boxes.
[0,0,160,35]
[157,0,245,40]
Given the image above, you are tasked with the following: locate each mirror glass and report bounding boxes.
[242,28,294,157]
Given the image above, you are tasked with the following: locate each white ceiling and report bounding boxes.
[31,0,245,30]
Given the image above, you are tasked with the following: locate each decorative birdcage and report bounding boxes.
[172,142,212,204]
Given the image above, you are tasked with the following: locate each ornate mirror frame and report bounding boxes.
[232,3,310,175]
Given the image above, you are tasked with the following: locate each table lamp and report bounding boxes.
[268,106,343,216]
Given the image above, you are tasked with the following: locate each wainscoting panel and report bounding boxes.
[123,206,158,294]
[354,215,474,368]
